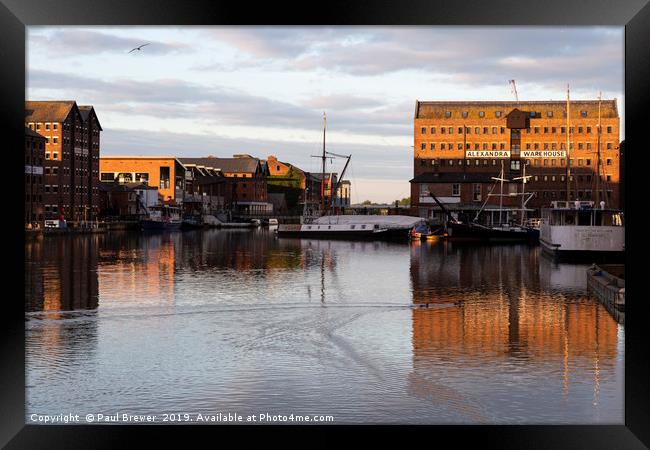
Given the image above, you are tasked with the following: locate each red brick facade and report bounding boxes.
[25,101,102,222]
[25,128,46,226]
[411,100,621,219]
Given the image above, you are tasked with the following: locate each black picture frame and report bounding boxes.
[3,0,649,447]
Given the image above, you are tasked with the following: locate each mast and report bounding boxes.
[566,84,571,202]
[321,112,327,214]
[513,163,532,226]
[499,160,504,224]
[490,160,509,226]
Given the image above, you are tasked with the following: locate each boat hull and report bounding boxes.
[448,222,539,243]
[540,243,625,263]
[277,223,390,240]
[277,230,384,240]
[141,220,182,231]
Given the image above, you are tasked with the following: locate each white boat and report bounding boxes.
[539,200,624,261]
[277,222,388,239]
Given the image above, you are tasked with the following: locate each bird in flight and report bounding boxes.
[128,43,150,53]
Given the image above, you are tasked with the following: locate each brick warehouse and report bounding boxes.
[25,127,46,226]
[25,101,102,223]
[410,99,621,222]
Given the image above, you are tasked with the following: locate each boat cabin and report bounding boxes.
[541,201,624,227]
[148,204,182,220]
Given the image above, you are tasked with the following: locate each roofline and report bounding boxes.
[25,100,82,123]
[78,105,103,131]
[415,99,618,104]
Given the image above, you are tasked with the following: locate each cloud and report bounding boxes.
[28,70,415,137]
[28,29,190,56]
[200,26,623,91]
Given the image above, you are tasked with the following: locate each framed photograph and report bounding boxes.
[4,0,649,447]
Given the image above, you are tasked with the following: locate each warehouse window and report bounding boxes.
[581,111,587,117]
[452,184,460,196]
[479,111,485,118]
[607,126,612,133]
[421,143,426,150]
[445,111,451,118]
[430,143,435,150]
[430,127,436,134]
[473,184,481,201]
[462,111,468,118]
[421,127,426,134]
[495,111,502,118]
[547,111,553,118]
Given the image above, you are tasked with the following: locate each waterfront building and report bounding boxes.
[334,180,352,209]
[180,156,272,216]
[178,160,233,216]
[25,127,46,227]
[99,156,187,205]
[266,155,307,213]
[98,182,138,218]
[26,101,102,223]
[78,106,102,222]
[410,100,620,221]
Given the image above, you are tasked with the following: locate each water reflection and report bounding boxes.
[408,241,621,423]
[25,231,623,424]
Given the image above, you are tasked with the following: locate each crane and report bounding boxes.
[509,80,519,102]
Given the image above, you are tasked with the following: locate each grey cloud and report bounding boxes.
[28,29,190,56]
[203,26,623,91]
[28,70,414,137]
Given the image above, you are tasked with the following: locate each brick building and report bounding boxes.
[410,99,621,222]
[99,156,187,204]
[78,106,102,221]
[25,127,46,227]
[25,101,102,223]
[178,159,233,216]
[180,155,272,215]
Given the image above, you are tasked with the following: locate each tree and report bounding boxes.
[361,200,372,205]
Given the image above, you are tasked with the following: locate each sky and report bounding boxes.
[26,26,624,203]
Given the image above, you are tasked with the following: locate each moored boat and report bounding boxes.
[539,200,624,261]
[277,222,387,239]
[141,205,183,231]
